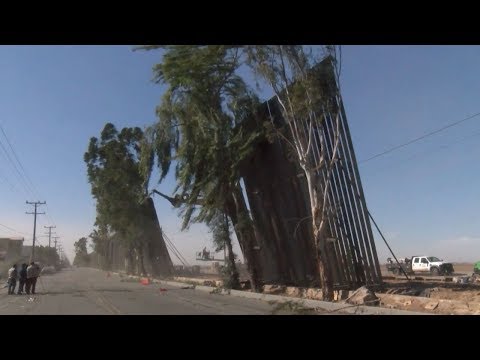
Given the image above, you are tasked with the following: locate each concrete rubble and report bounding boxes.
[345,286,380,306]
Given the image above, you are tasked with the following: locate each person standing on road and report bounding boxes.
[31,262,41,294]
[26,262,37,295]
[7,264,18,295]
[17,263,27,295]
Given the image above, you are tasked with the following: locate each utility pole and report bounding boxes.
[44,225,56,248]
[53,236,60,250]
[26,201,46,262]
[58,243,64,263]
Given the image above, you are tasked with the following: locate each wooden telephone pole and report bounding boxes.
[26,201,46,261]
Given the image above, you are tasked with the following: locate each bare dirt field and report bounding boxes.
[178,263,480,314]
[451,263,474,274]
[378,263,480,314]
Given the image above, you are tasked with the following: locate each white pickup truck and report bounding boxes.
[386,255,454,276]
[411,256,454,275]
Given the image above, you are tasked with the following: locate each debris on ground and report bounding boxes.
[424,301,439,310]
[263,285,286,294]
[345,286,380,306]
[270,301,316,315]
[140,278,150,285]
[418,288,433,298]
[453,276,470,284]
[240,280,251,290]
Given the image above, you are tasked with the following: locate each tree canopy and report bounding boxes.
[84,123,151,273]
[84,123,145,235]
[138,45,341,296]
[73,237,90,266]
[138,45,265,290]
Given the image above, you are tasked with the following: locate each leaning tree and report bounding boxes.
[84,123,172,276]
[137,46,265,291]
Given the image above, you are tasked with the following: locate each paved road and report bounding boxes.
[0,267,301,315]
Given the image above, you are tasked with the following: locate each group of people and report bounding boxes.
[7,262,41,295]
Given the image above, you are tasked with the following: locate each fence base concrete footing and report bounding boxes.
[110,270,428,315]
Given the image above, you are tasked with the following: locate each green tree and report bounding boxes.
[84,123,173,277]
[73,237,90,266]
[138,46,264,291]
[244,45,342,300]
[140,45,346,299]
[207,209,240,289]
[35,246,61,267]
[84,124,147,275]
[59,254,71,269]
[89,224,114,270]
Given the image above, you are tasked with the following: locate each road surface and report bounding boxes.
[0,267,304,315]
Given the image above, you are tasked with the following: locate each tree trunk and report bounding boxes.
[227,183,263,292]
[125,246,135,275]
[138,246,147,277]
[305,170,334,301]
[315,226,334,301]
[224,214,240,289]
[107,239,113,270]
[102,239,112,271]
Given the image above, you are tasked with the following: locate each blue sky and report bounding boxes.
[0,45,479,264]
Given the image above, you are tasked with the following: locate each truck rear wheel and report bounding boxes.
[431,267,440,276]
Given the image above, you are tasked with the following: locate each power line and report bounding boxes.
[365,128,480,177]
[0,169,18,193]
[0,222,30,236]
[0,139,33,198]
[0,123,60,252]
[0,123,40,197]
[360,111,480,164]
[0,135,36,198]
[44,204,56,227]
[0,122,58,228]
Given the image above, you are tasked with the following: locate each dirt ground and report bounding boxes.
[377,281,480,314]
[378,263,480,314]
[450,263,474,274]
[183,263,480,314]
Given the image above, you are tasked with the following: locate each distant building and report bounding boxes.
[0,237,24,261]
